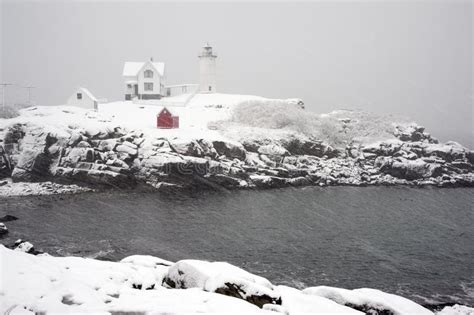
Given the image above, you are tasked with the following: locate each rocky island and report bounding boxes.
[0,94,472,196]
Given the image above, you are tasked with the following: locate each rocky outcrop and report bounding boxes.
[1,121,472,193]
[163,260,282,309]
[394,124,438,143]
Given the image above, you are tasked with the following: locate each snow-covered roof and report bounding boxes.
[76,87,98,102]
[123,61,165,77]
[158,107,177,116]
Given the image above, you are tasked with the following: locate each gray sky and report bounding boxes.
[1,0,472,147]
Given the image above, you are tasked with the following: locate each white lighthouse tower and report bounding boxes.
[199,43,217,93]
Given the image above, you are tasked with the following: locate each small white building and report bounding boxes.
[66,87,99,110]
[123,59,165,100]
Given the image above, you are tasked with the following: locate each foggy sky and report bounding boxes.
[1,0,472,147]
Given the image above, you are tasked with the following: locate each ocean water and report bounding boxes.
[1,186,473,306]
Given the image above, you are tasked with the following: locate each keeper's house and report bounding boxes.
[123,59,165,100]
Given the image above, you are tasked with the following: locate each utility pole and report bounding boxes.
[0,83,14,113]
[23,86,35,104]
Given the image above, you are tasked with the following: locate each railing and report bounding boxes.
[133,84,199,107]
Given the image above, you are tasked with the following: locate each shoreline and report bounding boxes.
[1,175,473,198]
[1,244,472,314]
[0,104,473,196]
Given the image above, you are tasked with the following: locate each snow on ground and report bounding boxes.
[0,93,407,152]
[0,245,266,315]
[0,93,274,146]
[99,93,266,131]
[2,245,470,315]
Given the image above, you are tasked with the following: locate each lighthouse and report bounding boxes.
[199,43,217,93]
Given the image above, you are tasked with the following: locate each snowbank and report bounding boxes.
[0,245,263,314]
[304,286,433,315]
[4,245,466,315]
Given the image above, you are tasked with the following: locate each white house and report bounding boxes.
[66,87,99,110]
[123,59,165,100]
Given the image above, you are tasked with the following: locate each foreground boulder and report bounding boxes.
[8,239,43,255]
[163,259,281,308]
[303,286,433,315]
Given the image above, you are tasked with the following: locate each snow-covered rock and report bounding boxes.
[278,285,363,314]
[436,305,474,315]
[163,259,280,308]
[304,286,433,315]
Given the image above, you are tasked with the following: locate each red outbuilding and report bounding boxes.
[157,107,179,129]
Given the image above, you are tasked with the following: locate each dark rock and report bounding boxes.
[241,141,261,153]
[287,176,311,186]
[11,151,54,182]
[345,302,394,315]
[3,124,25,147]
[251,175,287,188]
[0,222,8,235]
[212,141,246,160]
[378,158,442,180]
[208,174,245,189]
[0,215,18,222]
[0,145,12,179]
[85,149,95,162]
[467,151,474,164]
[284,138,338,158]
[450,161,472,172]
[214,281,282,309]
[170,139,205,157]
[421,302,459,312]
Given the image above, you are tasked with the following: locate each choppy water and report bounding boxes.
[1,186,473,306]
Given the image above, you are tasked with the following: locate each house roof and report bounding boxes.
[157,107,177,116]
[123,61,165,77]
[76,87,98,102]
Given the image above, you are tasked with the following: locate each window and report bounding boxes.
[144,83,153,91]
[144,70,154,78]
[77,93,82,100]
[127,84,132,88]
[209,86,212,91]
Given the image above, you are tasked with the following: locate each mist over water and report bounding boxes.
[1,186,473,306]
